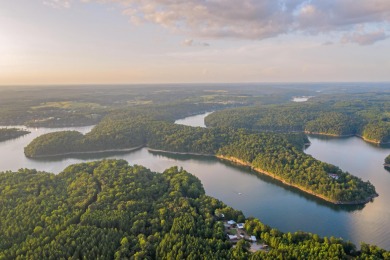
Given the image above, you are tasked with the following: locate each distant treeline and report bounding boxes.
[0,160,388,259]
[205,93,390,144]
[0,128,30,142]
[25,105,377,204]
[0,84,304,127]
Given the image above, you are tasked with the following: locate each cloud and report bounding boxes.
[323,41,334,46]
[295,1,390,32]
[43,0,71,9]
[182,39,210,47]
[341,30,389,45]
[43,0,390,44]
[182,39,193,46]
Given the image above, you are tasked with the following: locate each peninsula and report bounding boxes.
[0,128,30,142]
[24,105,378,205]
[205,94,390,145]
[385,155,390,171]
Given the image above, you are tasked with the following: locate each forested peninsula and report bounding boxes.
[0,160,388,259]
[385,155,390,171]
[0,128,30,142]
[25,106,377,205]
[205,94,390,144]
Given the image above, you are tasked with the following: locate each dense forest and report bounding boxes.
[0,84,311,127]
[2,85,390,258]
[205,93,390,144]
[25,106,377,204]
[385,155,390,165]
[0,128,30,142]
[0,160,388,259]
[2,83,387,127]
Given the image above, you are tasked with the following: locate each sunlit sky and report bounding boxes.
[1,0,390,85]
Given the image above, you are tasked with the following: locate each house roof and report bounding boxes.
[228,235,238,240]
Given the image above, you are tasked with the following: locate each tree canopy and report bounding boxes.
[205,94,390,144]
[25,105,377,204]
[0,160,388,259]
[0,128,30,142]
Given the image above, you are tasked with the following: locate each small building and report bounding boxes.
[237,223,244,229]
[250,236,257,242]
[328,173,339,180]
[228,235,238,240]
[227,220,236,225]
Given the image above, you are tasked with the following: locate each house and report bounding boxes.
[227,220,236,225]
[228,235,238,240]
[250,236,257,242]
[328,173,339,180]
[237,223,244,229]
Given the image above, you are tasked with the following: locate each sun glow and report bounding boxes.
[0,27,19,68]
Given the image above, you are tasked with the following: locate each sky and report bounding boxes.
[1,0,390,85]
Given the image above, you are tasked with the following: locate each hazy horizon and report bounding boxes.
[1,81,390,88]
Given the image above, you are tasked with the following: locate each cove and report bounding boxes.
[0,113,390,250]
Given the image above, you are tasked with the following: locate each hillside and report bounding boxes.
[0,160,388,259]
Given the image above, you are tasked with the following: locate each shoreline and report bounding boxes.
[356,135,390,145]
[304,131,355,138]
[305,132,390,145]
[147,148,214,157]
[27,146,377,205]
[27,146,144,158]
[0,130,31,142]
[217,155,378,205]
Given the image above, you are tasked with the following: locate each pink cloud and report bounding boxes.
[44,0,390,45]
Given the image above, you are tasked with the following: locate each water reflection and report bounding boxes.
[306,134,390,149]
[1,114,390,249]
[30,149,142,162]
[174,111,213,127]
[150,150,366,212]
[306,135,390,250]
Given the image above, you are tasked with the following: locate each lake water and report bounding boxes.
[1,113,390,249]
[174,111,214,127]
[292,96,313,102]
